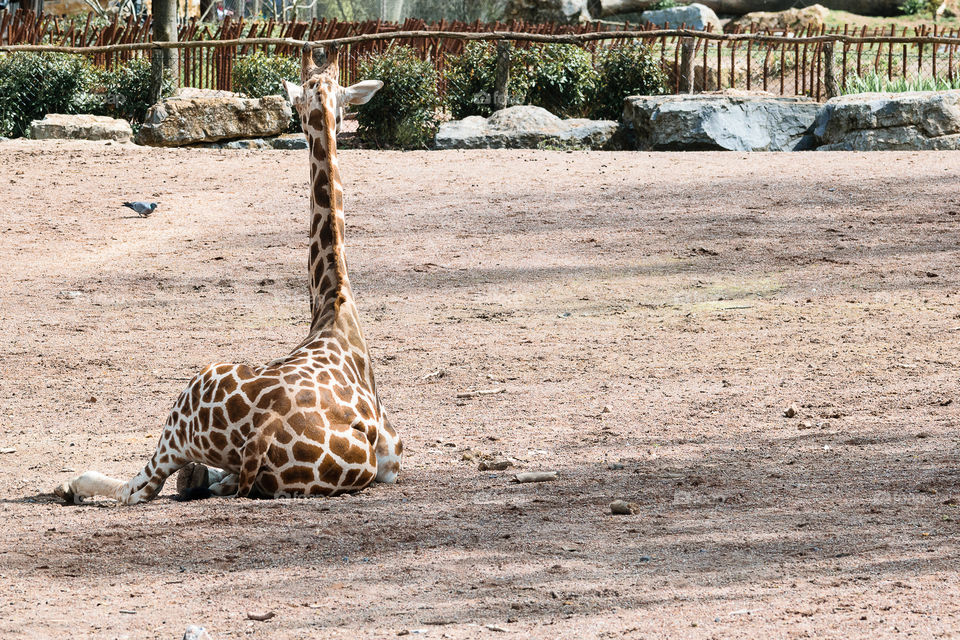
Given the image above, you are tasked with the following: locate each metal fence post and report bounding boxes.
[824,40,839,99]
[493,40,512,111]
[680,37,695,94]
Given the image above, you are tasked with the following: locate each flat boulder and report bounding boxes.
[29,114,132,142]
[640,3,721,31]
[136,95,292,147]
[729,5,829,32]
[814,90,960,150]
[623,90,819,151]
[435,105,621,150]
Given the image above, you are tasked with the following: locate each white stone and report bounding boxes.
[435,105,621,150]
[29,114,133,142]
[639,3,722,32]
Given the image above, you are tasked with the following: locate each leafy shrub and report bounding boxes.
[355,45,441,149]
[0,52,96,138]
[93,57,173,123]
[444,42,536,119]
[590,42,666,120]
[647,0,678,8]
[524,44,598,118]
[898,0,937,14]
[0,53,174,137]
[232,51,300,98]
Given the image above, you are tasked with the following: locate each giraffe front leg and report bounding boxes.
[54,471,125,504]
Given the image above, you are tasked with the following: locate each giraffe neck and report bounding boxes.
[305,97,356,337]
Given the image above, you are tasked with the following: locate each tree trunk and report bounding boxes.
[589,0,902,17]
[151,0,179,103]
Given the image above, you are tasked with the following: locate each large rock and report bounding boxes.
[504,0,589,23]
[136,95,292,147]
[814,91,960,151]
[29,114,132,142]
[623,90,819,151]
[729,5,829,32]
[435,105,621,150]
[639,3,721,31]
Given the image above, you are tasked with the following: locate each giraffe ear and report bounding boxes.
[283,80,303,105]
[343,80,383,106]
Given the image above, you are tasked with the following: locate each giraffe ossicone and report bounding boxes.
[53,45,403,505]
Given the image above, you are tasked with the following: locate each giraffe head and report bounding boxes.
[284,44,382,136]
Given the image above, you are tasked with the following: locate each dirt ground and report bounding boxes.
[0,140,958,640]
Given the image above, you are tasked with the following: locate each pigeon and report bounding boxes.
[123,201,158,217]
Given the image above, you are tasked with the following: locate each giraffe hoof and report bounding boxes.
[176,463,210,495]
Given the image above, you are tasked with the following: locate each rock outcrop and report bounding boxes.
[814,90,960,150]
[435,105,622,150]
[136,95,292,147]
[29,114,133,142]
[729,5,829,32]
[623,90,820,151]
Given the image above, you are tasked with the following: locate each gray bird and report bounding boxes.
[123,201,158,217]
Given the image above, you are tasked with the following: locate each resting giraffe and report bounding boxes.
[54,45,402,505]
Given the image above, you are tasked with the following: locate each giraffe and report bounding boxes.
[53,44,403,505]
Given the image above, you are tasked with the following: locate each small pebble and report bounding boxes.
[784,404,798,418]
[479,459,513,471]
[183,626,212,640]
[610,500,638,515]
[799,420,815,430]
[246,611,275,622]
[513,471,557,483]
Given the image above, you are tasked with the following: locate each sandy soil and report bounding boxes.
[0,140,959,640]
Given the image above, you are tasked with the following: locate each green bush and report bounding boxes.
[590,42,666,120]
[232,51,300,98]
[525,44,598,118]
[0,53,173,137]
[444,42,536,119]
[0,52,96,138]
[355,46,441,149]
[898,0,937,14]
[94,57,173,123]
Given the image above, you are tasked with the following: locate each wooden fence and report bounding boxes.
[2,9,960,100]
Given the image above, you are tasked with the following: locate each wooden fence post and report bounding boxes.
[493,40,512,111]
[824,40,839,99]
[680,37,695,93]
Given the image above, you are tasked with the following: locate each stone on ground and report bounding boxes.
[814,90,960,151]
[623,90,819,152]
[504,0,588,23]
[29,114,133,142]
[729,5,829,32]
[136,96,293,147]
[639,3,721,31]
[435,105,621,150]
[183,626,212,640]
